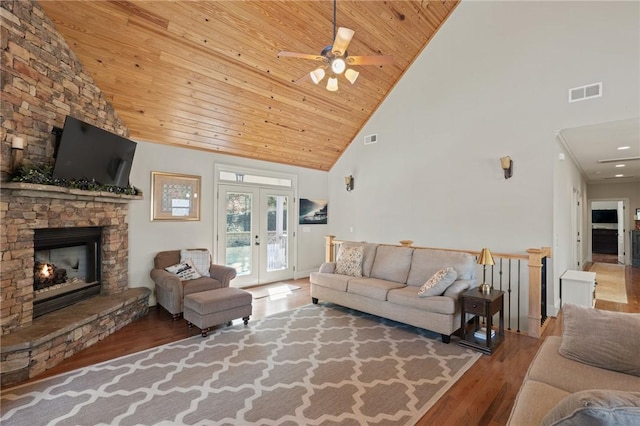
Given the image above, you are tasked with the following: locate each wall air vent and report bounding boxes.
[568,82,602,103]
[364,134,377,145]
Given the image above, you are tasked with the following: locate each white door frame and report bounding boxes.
[213,164,298,287]
[588,197,630,265]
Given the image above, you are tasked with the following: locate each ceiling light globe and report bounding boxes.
[331,58,346,74]
[326,77,339,92]
[310,68,325,84]
[345,68,359,84]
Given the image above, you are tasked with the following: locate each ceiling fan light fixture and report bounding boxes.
[332,27,355,56]
[345,68,359,84]
[331,58,346,74]
[326,77,339,92]
[310,67,326,84]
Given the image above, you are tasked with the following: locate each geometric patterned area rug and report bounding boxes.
[0,303,480,426]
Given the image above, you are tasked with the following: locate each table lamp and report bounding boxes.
[477,248,495,294]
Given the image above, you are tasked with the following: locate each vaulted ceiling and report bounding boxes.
[39,1,459,171]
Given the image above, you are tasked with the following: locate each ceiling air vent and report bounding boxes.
[568,82,602,103]
[364,134,377,145]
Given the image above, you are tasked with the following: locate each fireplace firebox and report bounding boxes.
[33,227,102,318]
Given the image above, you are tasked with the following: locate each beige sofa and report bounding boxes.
[310,242,477,342]
[508,304,640,425]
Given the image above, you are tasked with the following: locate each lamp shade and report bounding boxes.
[345,68,359,84]
[477,248,495,266]
[310,68,325,84]
[326,77,338,92]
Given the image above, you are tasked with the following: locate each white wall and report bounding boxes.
[328,1,639,314]
[127,141,328,304]
[552,141,587,315]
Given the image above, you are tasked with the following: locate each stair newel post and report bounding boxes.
[325,235,336,262]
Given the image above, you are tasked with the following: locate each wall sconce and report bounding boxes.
[11,136,24,172]
[477,247,495,294]
[345,175,354,192]
[500,156,513,179]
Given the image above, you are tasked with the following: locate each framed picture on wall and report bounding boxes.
[151,172,201,221]
[299,199,328,224]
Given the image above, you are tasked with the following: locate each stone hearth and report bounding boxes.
[0,182,149,387]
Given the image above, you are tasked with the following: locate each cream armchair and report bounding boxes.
[150,249,237,319]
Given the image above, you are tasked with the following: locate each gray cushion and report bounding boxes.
[542,390,640,426]
[418,267,458,297]
[559,304,640,377]
[347,278,405,301]
[406,248,475,286]
[369,246,413,283]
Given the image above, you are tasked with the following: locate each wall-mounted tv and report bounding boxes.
[592,209,618,224]
[53,116,136,188]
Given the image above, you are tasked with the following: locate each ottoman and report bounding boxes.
[184,287,252,337]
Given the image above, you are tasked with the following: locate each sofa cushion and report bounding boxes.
[369,246,413,283]
[165,260,201,281]
[559,304,640,377]
[406,248,475,286]
[527,336,640,394]
[418,267,458,297]
[508,380,571,426]
[443,279,474,299]
[347,278,405,301]
[542,390,640,426]
[335,245,364,277]
[181,249,211,277]
[339,242,378,277]
[309,272,352,292]
[387,286,457,315]
[182,276,222,295]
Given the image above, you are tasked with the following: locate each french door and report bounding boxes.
[217,185,294,287]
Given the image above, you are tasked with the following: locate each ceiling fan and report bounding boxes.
[277,0,392,92]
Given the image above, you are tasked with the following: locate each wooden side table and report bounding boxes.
[458,287,504,354]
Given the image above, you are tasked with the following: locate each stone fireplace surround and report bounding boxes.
[1,182,150,387]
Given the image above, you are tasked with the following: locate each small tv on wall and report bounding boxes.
[592,209,618,224]
[53,116,137,187]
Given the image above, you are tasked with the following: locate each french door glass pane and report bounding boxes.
[225,192,252,276]
[266,194,288,272]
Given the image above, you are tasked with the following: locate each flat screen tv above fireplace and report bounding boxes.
[53,116,137,187]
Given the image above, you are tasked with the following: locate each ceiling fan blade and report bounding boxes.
[293,73,311,84]
[277,51,325,61]
[347,55,394,66]
[332,27,354,56]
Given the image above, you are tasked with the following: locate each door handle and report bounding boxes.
[255,242,260,245]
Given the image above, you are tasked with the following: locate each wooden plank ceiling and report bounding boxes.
[39,1,459,171]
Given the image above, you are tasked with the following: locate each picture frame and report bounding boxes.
[299,199,328,224]
[151,172,201,221]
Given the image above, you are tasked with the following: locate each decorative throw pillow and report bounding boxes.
[335,245,364,277]
[418,267,458,297]
[559,303,640,376]
[165,259,202,281]
[542,389,640,426]
[180,249,211,277]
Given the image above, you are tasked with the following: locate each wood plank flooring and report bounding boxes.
[14,266,640,425]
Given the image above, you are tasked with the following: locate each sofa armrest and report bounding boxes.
[319,262,336,274]
[443,279,477,300]
[150,268,182,295]
[209,264,237,287]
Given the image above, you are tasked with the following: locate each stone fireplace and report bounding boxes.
[1,182,149,387]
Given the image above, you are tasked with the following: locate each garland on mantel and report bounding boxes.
[11,164,139,196]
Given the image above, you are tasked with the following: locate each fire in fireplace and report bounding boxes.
[33,227,102,318]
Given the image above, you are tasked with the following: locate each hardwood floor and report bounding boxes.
[15,267,640,425]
